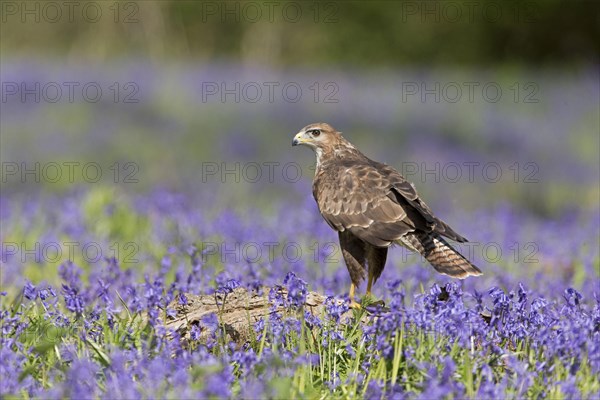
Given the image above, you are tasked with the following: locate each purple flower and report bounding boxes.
[0,345,37,396]
[216,278,241,295]
[23,281,36,300]
[38,286,56,301]
[246,279,264,295]
[564,288,583,307]
[166,307,177,319]
[254,318,265,336]
[268,285,285,309]
[295,352,320,366]
[61,284,85,314]
[325,296,347,322]
[143,275,165,325]
[190,324,202,341]
[177,292,188,306]
[232,346,258,375]
[58,261,83,290]
[557,376,580,398]
[283,272,307,309]
[103,350,141,399]
[239,378,265,399]
[304,310,322,329]
[326,372,341,390]
[95,279,111,303]
[201,313,219,333]
[54,358,100,399]
[364,379,384,400]
[201,365,234,398]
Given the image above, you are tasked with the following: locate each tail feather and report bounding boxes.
[399,232,482,279]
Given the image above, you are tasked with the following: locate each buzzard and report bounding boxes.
[292,123,482,307]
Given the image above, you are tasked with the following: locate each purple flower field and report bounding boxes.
[1,62,599,398]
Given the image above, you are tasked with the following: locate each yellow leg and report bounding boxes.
[349,283,361,309]
[365,270,386,309]
[366,269,374,296]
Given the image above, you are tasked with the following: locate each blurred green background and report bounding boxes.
[1,0,599,216]
[2,0,598,66]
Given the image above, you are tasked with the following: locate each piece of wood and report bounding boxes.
[163,286,349,345]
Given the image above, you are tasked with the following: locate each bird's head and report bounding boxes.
[292,123,340,151]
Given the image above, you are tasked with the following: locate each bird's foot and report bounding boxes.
[360,296,390,313]
[349,298,389,314]
[349,301,362,309]
[362,293,383,307]
[368,299,386,308]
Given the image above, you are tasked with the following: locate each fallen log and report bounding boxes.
[163,286,349,345]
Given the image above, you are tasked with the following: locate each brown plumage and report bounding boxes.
[292,122,482,306]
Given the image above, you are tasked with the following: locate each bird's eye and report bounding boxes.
[311,129,321,137]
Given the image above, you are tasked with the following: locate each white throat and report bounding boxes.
[314,147,324,171]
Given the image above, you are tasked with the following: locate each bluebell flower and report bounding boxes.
[201,313,219,333]
[201,365,234,398]
[564,287,583,307]
[95,278,111,303]
[190,324,201,341]
[326,372,341,390]
[58,261,83,290]
[325,296,347,322]
[303,310,322,329]
[254,318,265,336]
[283,272,307,309]
[60,358,100,399]
[239,378,265,399]
[232,346,258,375]
[38,286,56,301]
[23,281,37,300]
[216,277,240,295]
[61,284,84,314]
[364,379,384,400]
[177,292,188,306]
[268,285,285,309]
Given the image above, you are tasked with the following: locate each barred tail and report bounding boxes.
[399,232,482,279]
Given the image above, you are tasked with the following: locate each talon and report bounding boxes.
[365,300,390,313]
[349,301,362,309]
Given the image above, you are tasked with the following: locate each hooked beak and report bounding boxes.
[292,132,305,146]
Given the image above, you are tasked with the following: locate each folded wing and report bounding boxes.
[315,159,468,247]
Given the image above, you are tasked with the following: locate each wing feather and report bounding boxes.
[315,158,411,246]
[314,155,467,246]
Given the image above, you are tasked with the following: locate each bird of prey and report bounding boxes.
[292,123,482,307]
